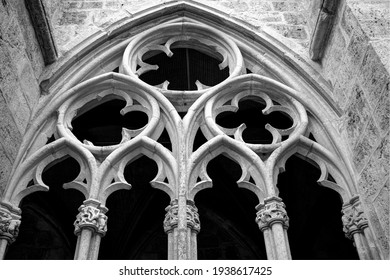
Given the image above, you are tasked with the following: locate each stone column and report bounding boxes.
[73,199,108,260]
[163,199,200,260]
[163,199,179,260]
[256,196,291,260]
[186,200,200,260]
[342,196,381,260]
[0,205,21,260]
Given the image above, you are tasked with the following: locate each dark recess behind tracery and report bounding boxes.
[139,48,229,90]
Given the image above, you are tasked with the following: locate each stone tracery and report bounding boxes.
[0,10,381,260]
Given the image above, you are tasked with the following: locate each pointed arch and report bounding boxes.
[188,135,267,202]
[96,136,178,204]
[4,138,97,206]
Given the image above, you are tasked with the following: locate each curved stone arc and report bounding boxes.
[56,76,162,156]
[273,135,354,203]
[297,135,354,201]
[3,138,97,206]
[35,1,341,142]
[24,2,354,191]
[187,135,268,202]
[9,73,182,191]
[96,136,178,204]
[202,74,307,153]
[121,21,244,94]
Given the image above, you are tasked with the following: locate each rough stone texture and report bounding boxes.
[0,146,12,198]
[0,0,43,194]
[43,0,311,54]
[347,0,390,72]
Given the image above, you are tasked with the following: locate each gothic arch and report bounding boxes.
[0,1,381,260]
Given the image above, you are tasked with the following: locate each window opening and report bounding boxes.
[5,157,84,259]
[277,155,359,259]
[99,156,170,259]
[139,48,229,90]
[216,99,293,144]
[196,155,266,259]
[71,99,148,146]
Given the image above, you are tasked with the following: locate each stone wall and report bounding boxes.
[0,0,44,196]
[46,0,311,54]
[319,0,389,258]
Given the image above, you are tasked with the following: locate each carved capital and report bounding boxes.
[187,201,200,233]
[74,200,108,236]
[163,200,201,233]
[163,200,178,233]
[256,196,289,231]
[0,207,21,244]
[342,196,368,239]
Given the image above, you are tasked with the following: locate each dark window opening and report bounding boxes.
[192,128,208,152]
[196,155,266,260]
[277,155,359,260]
[99,156,170,259]
[157,129,172,151]
[139,48,229,90]
[6,157,84,260]
[216,99,293,144]
[71,99,148,146]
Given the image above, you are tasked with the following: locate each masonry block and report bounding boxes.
[353,118,381,172]
[373,85,390,136]
[341,5,359,38]
[342,83,371,147]
[0,147,12,198]
[0,93,23,160]
[59,11,88,25]
[266,24,307,40]
[359,45,389,110]
[359,135,389,200]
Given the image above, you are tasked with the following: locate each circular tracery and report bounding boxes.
[121,22,244,109]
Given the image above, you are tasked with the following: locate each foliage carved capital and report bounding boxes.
[256,196,289,231]
[342,196,368,239]
[163,200,179,233]
[0,207,21,244]
[74,200,108,236]
[163,200,201,233]
[186,201,201,233]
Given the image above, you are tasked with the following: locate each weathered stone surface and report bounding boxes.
[373,84,390,136]
[341,5,360,38]
[322,27,347,87]
[371,39,390,72]
[359,45,389,110]
[373,181,389,239]
[359,135,389,200]
[0,148,12,198]
[353,118,381,172]
[0,41,32,133]
[58,11,89,25]
[10,0,45,76]
[365,199,389,259]
[284,12,306,25]
[0,93,23,160]
[342,84,371,147]
[346,27,369,69]
[266,24,307,39]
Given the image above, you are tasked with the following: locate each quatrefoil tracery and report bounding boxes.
[215,97,294,145]
[5,22,311,209]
